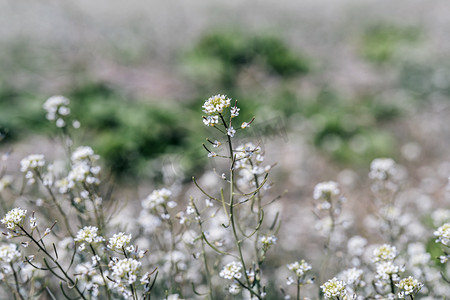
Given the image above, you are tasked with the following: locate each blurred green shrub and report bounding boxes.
[183,30,310,88]
[273,89,400,165]
[360,24,421,64]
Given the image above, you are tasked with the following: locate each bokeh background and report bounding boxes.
[2,0,450,291]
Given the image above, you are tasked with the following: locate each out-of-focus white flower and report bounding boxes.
[313,181,340,200]
[339,267,364,285]
[43,96,70,122]
[347,235,368,257]
[369,158,396,181]
[143,188,171,210]
[219,261,242,280]
[0,175,12,191]
[373,244,398,262]
[71,146,99,164]
[228,282,240,295]
[260,235,277,248]
[287,259,312,277]
[0,244,21,262]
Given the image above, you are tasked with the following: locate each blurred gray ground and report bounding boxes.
[1,0,450,100]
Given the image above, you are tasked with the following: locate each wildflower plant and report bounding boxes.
[189,94,278,299]
[0,93,449,299]
[0,96,156,300]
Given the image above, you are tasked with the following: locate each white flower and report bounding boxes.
[0,244,21,262]
[74,226,105,244]
[435,223,450,246]
[227,126,236,137]
[231,106,240,117]
[1,208,27,230]
[109,258,141,283]
[313,181,340,200]
[203,115,219,127]
[339,268,363,285]
[72,120,81,128]
[20,154,45,173]
[369,158,396,180]
[375,261,404,281]
[71,146,99,164]
[260,235,277,248]
[0,175,12,191]
[202,94,231,115]
[287,259,312,277]
[347,236,367,257]
[56,118,65,128]
[107,232,132,251]
[396,276,423,298]
[142,188,171,210]
[373,244,398,262]
[43,96,70,121]
[228,283,240,295]
[321,277,347,299]
[219,261,242,280]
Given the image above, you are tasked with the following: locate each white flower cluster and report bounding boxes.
[203,115,219,127]
[321,277,347,299]
[313,181,340,201]
[202,94,231,115]
[1,208,27,230]
[260,235,277,248]
[219,261,243,280]
[347,235,368,257]
[0,175,12,192]
[20,154,45,185]
[43,96,71,127]
[372,244,398,262]
[56,146,101,193]
[396,276,423,298]
[74,226,105,250]
[0,244,21,262]
[287,259,312,278]
[234,143,270,188]
[142,188,172,210]
[107,232,132,251]
[109,257,141,288]
[369,158,396,181]
[339,267,364,286]
[375,261,404,282]
[434,223,450,246]
[71,146,100,164]
[74,256,103,297]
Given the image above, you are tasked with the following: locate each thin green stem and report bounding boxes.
[389,274,395,294]
[19,226,86,300]
[89,244,112,300]
[36,171,74,238]
[10,262,25,300]
[319,197,336,286]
